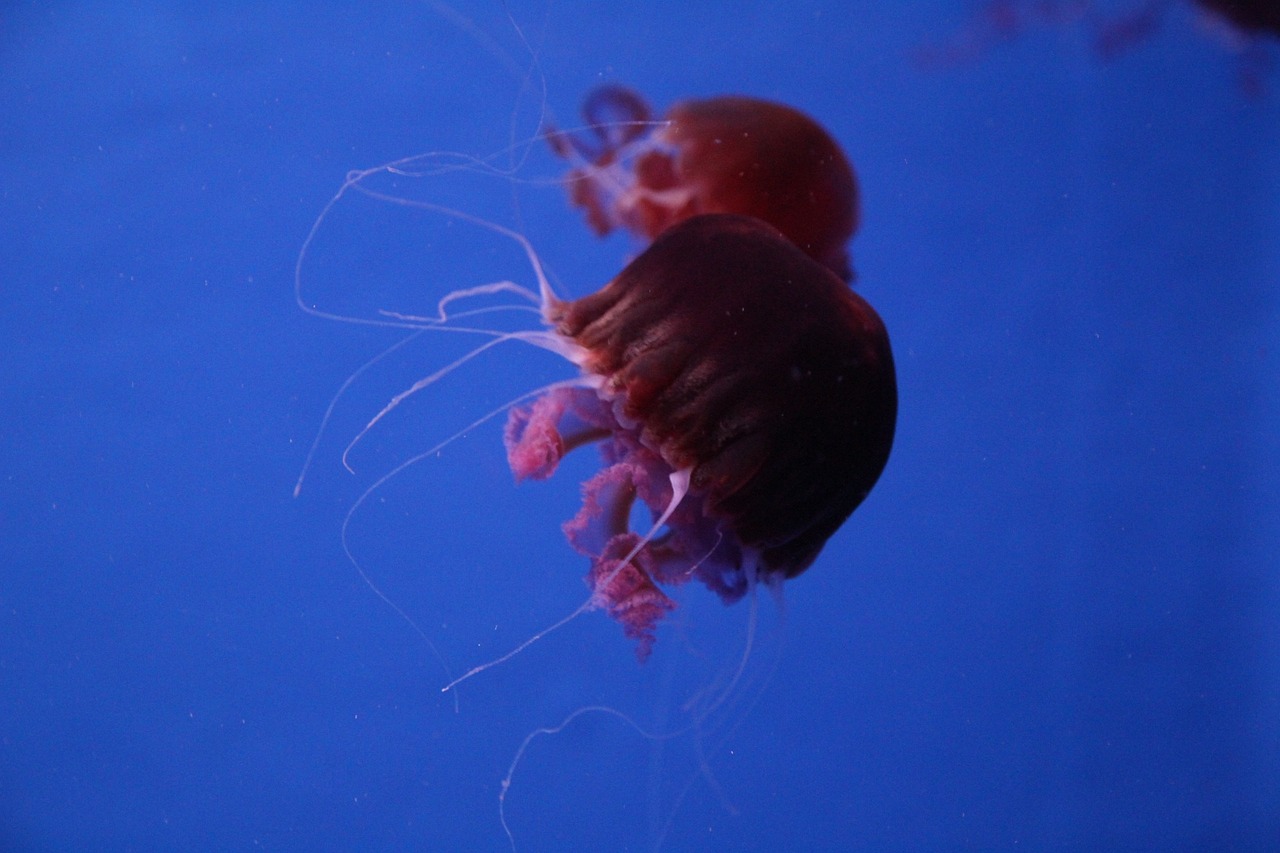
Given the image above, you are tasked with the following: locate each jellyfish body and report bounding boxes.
[551,85,861,282]
[506,213,896,658]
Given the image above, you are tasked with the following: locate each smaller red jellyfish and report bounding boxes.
[506,213,896,658]
[550,85,861,282]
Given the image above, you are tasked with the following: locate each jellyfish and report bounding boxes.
[549,85,861,282]
[506,212,897,659]
[297,104,890,668]
[917,0,1279,69]
[1198,0,1280,36]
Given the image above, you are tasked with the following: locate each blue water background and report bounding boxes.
[3,1,1278,849]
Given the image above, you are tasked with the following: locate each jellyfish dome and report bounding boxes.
[552,85,861,281]
[507,213,897,657]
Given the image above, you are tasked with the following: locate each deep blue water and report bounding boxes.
[3,1,1278,850]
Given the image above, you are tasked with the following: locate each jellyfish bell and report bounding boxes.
[506,212,897,659]
[550,85,861,282]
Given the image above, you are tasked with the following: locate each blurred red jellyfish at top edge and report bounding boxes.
[916,0,1279,82]
[1198,0,1280,36]
[507,213,897,659]
[549,85,861,282]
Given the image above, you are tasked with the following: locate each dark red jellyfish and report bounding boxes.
[506,213,897,658]
[550,85,861,282]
